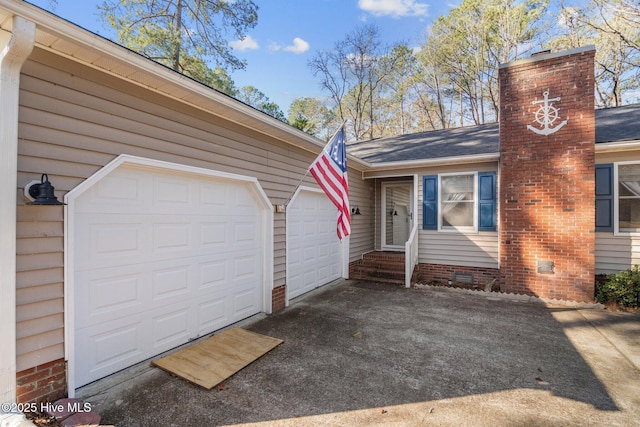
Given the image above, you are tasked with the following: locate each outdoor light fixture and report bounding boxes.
[25,173,66,205]
[351,206,361,215]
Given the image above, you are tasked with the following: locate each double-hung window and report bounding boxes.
[423,171,496,232]
[596,162,640,234]
[440,173,476,231]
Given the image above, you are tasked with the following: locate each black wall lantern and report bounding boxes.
[351,206,361,215]
[26,174,66,205]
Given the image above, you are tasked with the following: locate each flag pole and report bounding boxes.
[283,170,310,208]
[283,121,347,208]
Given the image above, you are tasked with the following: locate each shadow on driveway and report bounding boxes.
[88,280,640,426]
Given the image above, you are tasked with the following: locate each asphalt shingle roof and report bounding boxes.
[347,103,640,164]
[595,103,640,144]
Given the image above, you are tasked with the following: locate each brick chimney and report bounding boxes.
[498,46,596,302]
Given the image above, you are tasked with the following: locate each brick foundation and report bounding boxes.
[16,358,67,404]
[271,285,286,313]
[416,263,500,288]
[498,47,596,302]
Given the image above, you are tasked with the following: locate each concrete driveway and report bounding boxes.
[80,280,640,426]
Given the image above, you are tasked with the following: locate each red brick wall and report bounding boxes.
[498,47,596,302]
[16,358,67,404]
[271,285,286,313]
[416,263,500,288]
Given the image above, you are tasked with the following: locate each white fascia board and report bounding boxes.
[595,140,640,153]
[361,153,500,178]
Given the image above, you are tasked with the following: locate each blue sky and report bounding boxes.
[26,0,457,113]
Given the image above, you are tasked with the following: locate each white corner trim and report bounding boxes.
[63,154,274,395]
[0,15,35,406]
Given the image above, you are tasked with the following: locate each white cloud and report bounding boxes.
[229,35,259,51]
[284,37,310,54]
[358,0,429,18]
[268,41,282,52]
[269,38,310,54]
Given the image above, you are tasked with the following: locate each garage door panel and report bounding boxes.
[200,183,227,206]
[74,164,265,387]
[196,297,227,334]
[153,223,191,252]
[151,305,191,351]
[76,315,148,386]
[287,190,342,300]
[152,265,191,300]
[200,222,227,246]
[235,186,261,208]
[83,272,142,317]
[95,175,141,203]
[234,255,259,280]
[152,176,192,207]
[75,269,149,325]
[75,218,147,268]
[233,289,260,318]
[198,260,227,289]
[76,171,150,213]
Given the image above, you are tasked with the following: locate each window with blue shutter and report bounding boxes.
[478,172,497,231]
[422,176,437,229]
[595,164,613,231]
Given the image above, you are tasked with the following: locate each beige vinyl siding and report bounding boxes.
[16,204,64,371]
[348,168,375,263]
[419,231,499,268]
[16,48,373,371]
[595,234,640,274]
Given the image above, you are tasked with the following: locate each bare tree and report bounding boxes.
[309,24,404,140]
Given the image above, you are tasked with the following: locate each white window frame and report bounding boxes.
[438,172,478,233]
[614,161,640,236]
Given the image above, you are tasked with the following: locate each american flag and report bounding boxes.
[309,126,351,240]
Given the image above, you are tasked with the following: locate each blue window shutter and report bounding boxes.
[423,176,437,230]
[595,164,614,231]
[478,172,496,231]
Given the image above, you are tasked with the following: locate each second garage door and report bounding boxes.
[71,160,268,387]
[287,188,342,300]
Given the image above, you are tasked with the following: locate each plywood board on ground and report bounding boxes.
[151,328,283,389]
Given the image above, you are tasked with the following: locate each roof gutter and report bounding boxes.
[595,140,640,153]
[0,14,35,406]
[360,152,500,176]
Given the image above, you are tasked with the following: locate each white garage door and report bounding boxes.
[72,163,265,387]
[287,189,342,300]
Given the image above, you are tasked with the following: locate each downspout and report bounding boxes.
[0,16,35,405]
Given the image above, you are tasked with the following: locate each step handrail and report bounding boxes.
[404,222,419,288]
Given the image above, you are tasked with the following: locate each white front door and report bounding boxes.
[382,182,413,250]
[72,163,265,387]
[287,188,342,300]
